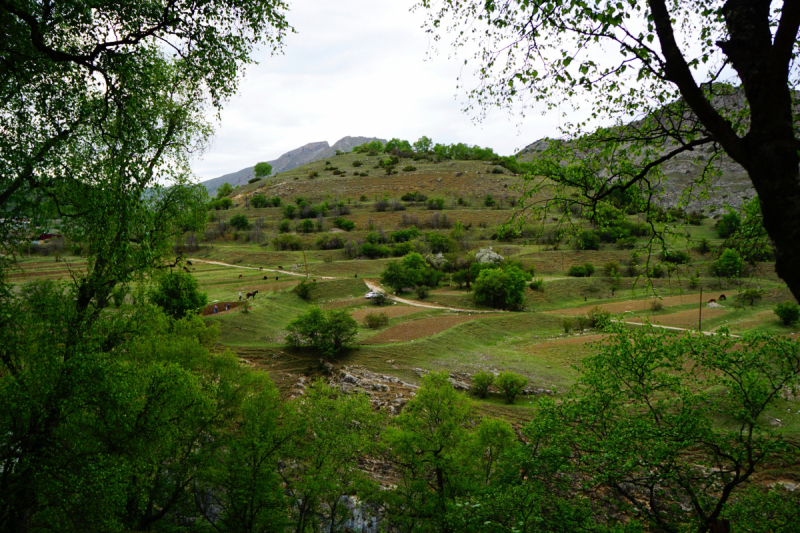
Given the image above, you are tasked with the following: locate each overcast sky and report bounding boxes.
[189,0,563,182]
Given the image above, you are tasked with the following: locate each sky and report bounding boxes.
[189,0,562,182]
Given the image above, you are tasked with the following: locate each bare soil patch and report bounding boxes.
[351,306,424,323]
[546,293,705,316]
[360,315,480,344]
[626,308,727,328]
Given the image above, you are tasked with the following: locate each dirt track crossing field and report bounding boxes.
[626,308,728,328]
[545,293,706,316]
[359,315,481,344]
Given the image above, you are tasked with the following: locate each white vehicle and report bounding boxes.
[365,291,383,299]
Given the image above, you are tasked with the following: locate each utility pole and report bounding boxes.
[699,287,703,333]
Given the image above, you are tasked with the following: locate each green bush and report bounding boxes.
[360,243,391,259]
[496,225,520,241]
[270,196,282,207]
[278,219,291,233]
[563,317,574,333]
[471,371,495,399]
[427,233,456,254]
[716,210,741,238]
[473,266,527,310]
[364,312,389,329]
[392,242,414,257]
[427,198,446,210]
[285,307,359,357]
[662,249,691,264]
[294,279,316,301]
[603,261,620,276]
[697,238,712,253]
[352,160,363,167]
[491,166,504,174]
[529,278,545,292]
[333,218,355,231]
[739,289,764,306]
[248,177,262,184]
[402,165,417,172]
[415,285,430,300]
[494,372,528,404]
[484,195,495,207]
[577,230,600,250]
[714,249,743,278]
[296,219,315,233]
[272,234,302,251]
[568,265,587,277]
[282,204,297,219]
[315,234,344,250]
[584,263,595,277]
[587,306,611,328]
[149,271,207,319]
[250,194,269,208]
[401,191,427,202]
[774,301,800,325]
[230,214,250,231]
[390,227,420,243]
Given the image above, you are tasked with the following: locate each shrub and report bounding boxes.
[494,372,528,404]
[392,242,414,257]
[352,160,363,167]
[283,204,297,219]
[714,249,743,278]
[272,234,303,251]
[603,261,620,276]
[401,191,427,202]
[285,307,359,357]
[427,233,456,254]
[374,199,390,212]
[427,198,446,210]
[415,285,430,300]
[484,195,496,207]
[697,238,712,254]
[577,230,600,250]
[651,299,664,311]
[294,279,316,301]
[402,165,417,172]
[248,177,262,184]
[316,234,344,250]
[278,219,291,233]
[568,265,588,277]
[149,271,207,319]
[333,218,355,231]
[473,266,527,309]
[372,293,388,306]
[230,214,251,231]
[576,315,591,330]
[364,312,389,329]
[391,227,420,243]
[689,276,700,289]
[471,371,495,399]
[739,288,764,306]
[616,236,637,249]
[584,263,595,277]
[495,225,520,241]
[587,306,611,328]
[662,249,691,264]
[649,264,665,278]
[716,210,741,238]
[529,278,545,292]
[563,317,574,333]
[360,243,391,259]
[296,219,315,233]
[491,166,504,174]
[251,194,269,208]
[774,301,800,325]
[270,196,282,207]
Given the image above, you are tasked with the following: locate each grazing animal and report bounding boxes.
[183,266,189,272]
[354,273,358,278]
[187,260,192,266]
[719,294,727,301]
[246,290,259,300]
[276,276,278,280]
[239,274,243,279]
[312,278,317,282]
[263,276,268,280]
[278,265,283,269]
[709,299,716,304]
[259,267,263,271]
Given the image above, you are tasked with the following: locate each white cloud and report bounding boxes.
[190,0,562,181]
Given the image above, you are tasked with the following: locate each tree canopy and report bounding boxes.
[254,162,273,178]
[419,0,800,301]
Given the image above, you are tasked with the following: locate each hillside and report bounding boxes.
[201,135,386,195]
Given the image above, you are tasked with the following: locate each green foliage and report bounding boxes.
[471,371,495,398]
[282,204,297,219]
[278,218,291,233]
[248,177,262,184]
[568,263,594,277]
[333,217,355,231]
[495,224,521,241]
[402,165,417,172]
[270,196,282,207]
[494,372,528,404]
[216,182,234,198]
[272,234,302,251]
[251,194,269,208]
[661,249,690,264]
[401,191,427,202]
[364,311,389,329]
[150,271,207,319]
[577,230,600,250]
[472,266,527,309]
[484,194,496,207]
[254,162,273,178]
[716,210,742,238]
[415,285,430,299]
[774,301,800,325]
[603,261,620,276]
[285,307,359,357]
[413,136,433,153]
[390,226,420,242]
[529,278,545,291]
[714,248,744,278]
[697,237,712,253]
[739,288,764,306]
[380,252,436,294]
[427,197,446,210]
[229,213,251,230]
[293,279,316,301]
[296,219,315,233]
[427,232,456,253]
[315,233,344,250]
[563,316,574,333]
[360,242,391,259]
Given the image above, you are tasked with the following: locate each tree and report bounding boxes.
[254,162,273,178]
[419,0,800,302]
[471,371,495,398]
[774,301,800,326]
[527,324,800,532]
[217,183,235,199]
[716,210,742,238]
[472,266,527,309]
[714,248,744,278]
[230,214,251,231]
[251,194,269,208]
[494,371,528,404]
[285,307,358,357]
[413,136,433,153]
[150,271,208,319]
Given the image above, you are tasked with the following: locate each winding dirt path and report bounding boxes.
[363,280,503,313]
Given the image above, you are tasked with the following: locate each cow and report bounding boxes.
[239,274,243,279]
[246,290,259,300]
[709,299,716,304]
[186,260,193,266]
[183,266,189,273]
[278,265,283,269]
[719,294,727,301]
[276,276,278,281]
[263,276,268,280]
[354,273,358,278]
[259,267,263,271]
